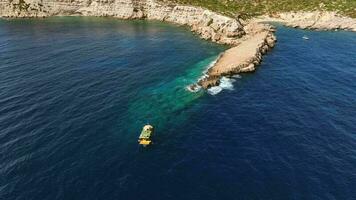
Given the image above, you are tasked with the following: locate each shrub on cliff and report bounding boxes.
[163,0,356,18]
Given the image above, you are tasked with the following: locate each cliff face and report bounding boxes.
[0,0,245,44]
[255,12,356,32]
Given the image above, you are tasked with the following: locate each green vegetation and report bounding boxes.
[13,0,30,11]
[163,0,356,18]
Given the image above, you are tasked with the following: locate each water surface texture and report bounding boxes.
[1,17,356,200]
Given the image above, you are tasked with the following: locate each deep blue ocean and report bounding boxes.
[1,17,356,200]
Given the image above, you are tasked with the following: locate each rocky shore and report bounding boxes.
[194,22,277,89]
[254,11,356,32]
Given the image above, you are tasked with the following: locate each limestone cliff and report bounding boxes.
[255,11,356,32]
[0,0,245,44]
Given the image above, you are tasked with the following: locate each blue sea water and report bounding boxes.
[0,17,356,200]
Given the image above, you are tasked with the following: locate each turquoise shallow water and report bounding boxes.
[1,17,356,200]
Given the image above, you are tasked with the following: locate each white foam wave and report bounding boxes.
[187,54,223,94]
[220,77,235,90]
[186,84,201,93]
[207,86,223,95]
[197,54,223,83]
[207,77,236,95]
[204,54,221,73]
[232,74,242,79]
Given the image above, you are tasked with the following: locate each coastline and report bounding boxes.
[0,0,245,45]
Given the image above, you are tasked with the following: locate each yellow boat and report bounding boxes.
[138,125,154,147]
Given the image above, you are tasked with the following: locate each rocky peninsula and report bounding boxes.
[196,22,276,89]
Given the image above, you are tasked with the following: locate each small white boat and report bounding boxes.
[302,36,309,40]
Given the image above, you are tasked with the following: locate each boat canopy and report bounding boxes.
[139,125,153,139]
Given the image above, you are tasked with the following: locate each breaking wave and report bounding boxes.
[207,77,236,95]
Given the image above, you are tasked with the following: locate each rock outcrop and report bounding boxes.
[0,0,245,45]
[197,22,276,89]
[255,11,356,32]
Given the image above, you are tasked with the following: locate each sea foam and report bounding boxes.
[187,55,222,94]
[207,77,236,95]
[207,86,223,95]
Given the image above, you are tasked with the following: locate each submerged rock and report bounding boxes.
[198,76,220,89]
[186,84,201,93]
